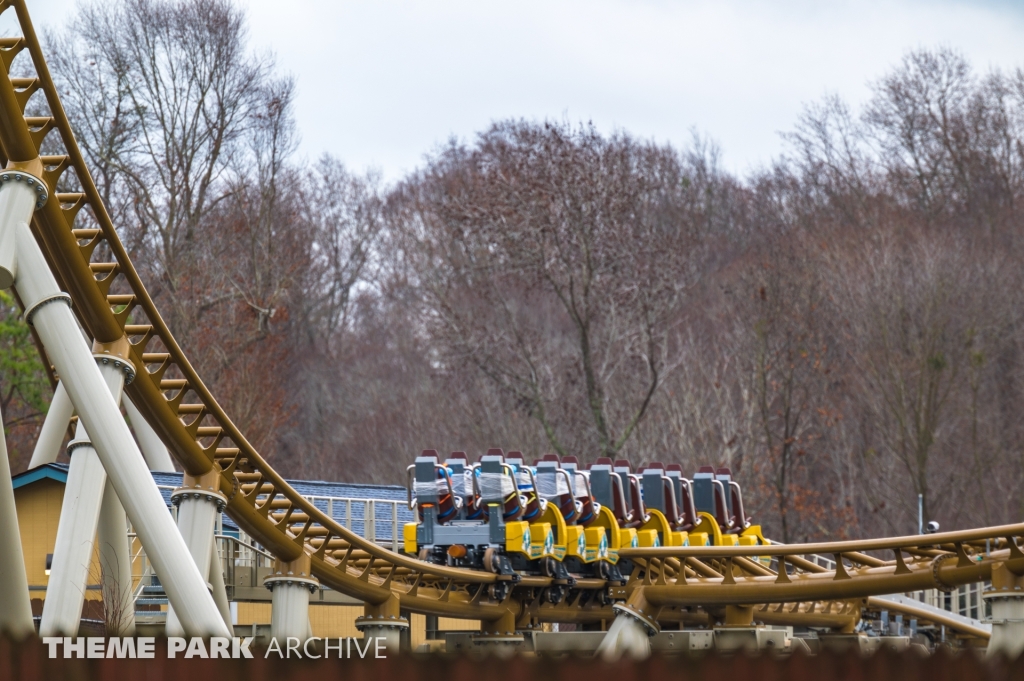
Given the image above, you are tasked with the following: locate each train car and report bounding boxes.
[404,451,763,597]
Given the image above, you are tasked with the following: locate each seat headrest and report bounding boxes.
[420,449,439,460]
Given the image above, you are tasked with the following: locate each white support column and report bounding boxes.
[123,395,175,473]
[97,478,135,636]
[266,555,317,644]
[40,356,130,636]
[165,470,225,637]
[356,594,409,655]
[39,376,163,636]
[595,590,658,660]
[28,380,73,468]
[0,173,34,638]
[38,424,108,637]
[7,185,228,636]
[986,563,1024,658]
[209,535,232,632]
[0,396,34,638]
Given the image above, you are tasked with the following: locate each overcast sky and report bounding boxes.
[23,0,1024,181]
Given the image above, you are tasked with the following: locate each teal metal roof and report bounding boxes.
[11,462,67,489]
[11,462,413,540]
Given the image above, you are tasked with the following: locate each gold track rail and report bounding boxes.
[0,0,1017,635]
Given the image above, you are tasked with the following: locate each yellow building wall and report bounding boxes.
[409,614,480,648]
[236,602,365,636]
[14,477,486,637]
[14,477,102,600]
[310,604,363,638]
[235,602,271,626]
[236,602,480,644]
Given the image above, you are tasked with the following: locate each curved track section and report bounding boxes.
[0,0,556,624]
[0,0,1020,635]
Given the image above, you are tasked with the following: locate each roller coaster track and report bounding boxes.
[0,0,1020,638]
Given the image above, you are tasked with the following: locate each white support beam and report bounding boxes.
[266,555,317,644]
[28,380,73,469]
[97,478,135,636]
[595,592,657,660]
[38,421,111,636]
[123,395,175,473]
[986,564,1024,658]
[0,177,47,638]
[209,535,232,632]
[356,594,408,655]
[0,398,34,638]
[39,366,171,636]
[165,470,225,636]
[40,357,131,636]
[6,182,228,637]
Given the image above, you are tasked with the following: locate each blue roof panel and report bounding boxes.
[13,463,414,541]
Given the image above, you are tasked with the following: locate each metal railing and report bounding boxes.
[215,533,276,593]
[304,495,406,551]
[132,488,995,624]
[154,485,407,549]
[906,583,991,623]
[129,486,408,602]
[794,553,989,624]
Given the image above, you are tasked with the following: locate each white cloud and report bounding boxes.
[22,0,1024,180]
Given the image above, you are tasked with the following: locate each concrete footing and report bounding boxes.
[819,633,911,655]
[469,608,523,656]
[713,626,788,653]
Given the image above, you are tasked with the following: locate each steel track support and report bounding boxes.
[38,359,128,637]
[40,365,169,636]
[27,379,73,468]
[123,395,175,473]
[986,562,1024,658]
[165,468,227,636]
[0,376,33,637]
[97,478,135,636]
[468,608,523,656]
[356,593,408,654]
[2,179,229,636]
[265,554,317,644]
[30,366,174,474]
[596,589,659,660]
[0,176,49,637]
[209,534,232,630]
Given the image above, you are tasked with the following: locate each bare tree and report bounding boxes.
[394,122,719,461]
[830,232,972,529]
[731,238,839,543]
[48,0,275,338]
[297,157,385,354]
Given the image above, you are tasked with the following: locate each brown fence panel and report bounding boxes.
[1,637,1023,681]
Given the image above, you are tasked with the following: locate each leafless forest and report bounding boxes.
[4,0,1024,543]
